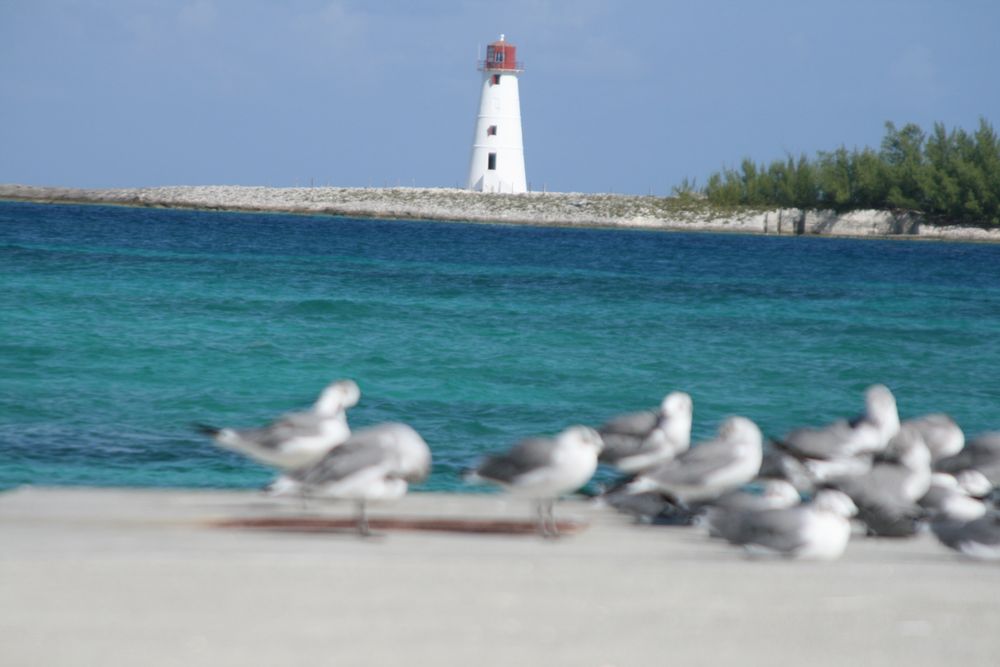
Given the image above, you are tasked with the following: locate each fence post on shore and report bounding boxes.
[778,210,782,235]
[764,213,769,234]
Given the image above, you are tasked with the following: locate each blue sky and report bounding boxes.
[2,0,998,194]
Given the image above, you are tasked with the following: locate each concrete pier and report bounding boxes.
[2,487,998,666]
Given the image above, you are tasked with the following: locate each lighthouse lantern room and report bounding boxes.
[466,35,527,194]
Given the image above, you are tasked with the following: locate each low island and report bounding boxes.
[3,183,1000,242]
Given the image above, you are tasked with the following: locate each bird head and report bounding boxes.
[314,379,361,415]
[560,426,604,453]
[864,384,900,439]
[924,473,988,521]
[955,469,993,499]
[760,479,801,507]
[812,489,858,517]
[661,391,693,418]
[718,416,762,447]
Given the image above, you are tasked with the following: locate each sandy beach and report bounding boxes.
[2,486,998,666]
[3,184,1000,242]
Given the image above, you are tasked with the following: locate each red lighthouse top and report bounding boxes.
[480,35,523,72]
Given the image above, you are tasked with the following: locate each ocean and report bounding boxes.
[2,200,998,492]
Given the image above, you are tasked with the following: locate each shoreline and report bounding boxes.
[3,486,999,666]
[3,183,1000,242]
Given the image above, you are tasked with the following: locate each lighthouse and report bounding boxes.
[466,35,527,194]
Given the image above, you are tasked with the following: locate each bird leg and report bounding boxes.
[356,499,371,537]
[545,499,559,538]
[534,499,559,539]
[535,500,547,536]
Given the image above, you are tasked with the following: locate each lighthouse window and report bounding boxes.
[491,74,501,86]
[487,125,497,136]
[487,153,497,170]
[494,50,504,63]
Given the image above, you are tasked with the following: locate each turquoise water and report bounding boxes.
[2,200,999,491]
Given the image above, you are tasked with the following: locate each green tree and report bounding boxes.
[693,119,999,225]
[972,118,1000,223]
[921,123,961,217]
[881,122,926,210]
[817,147,854,209]
[791,154,818,209]
[853,148,890,209]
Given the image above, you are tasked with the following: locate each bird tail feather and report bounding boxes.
[194,423,221,437]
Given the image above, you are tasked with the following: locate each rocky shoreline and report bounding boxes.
[3,184,999,242]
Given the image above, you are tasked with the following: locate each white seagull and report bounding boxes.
[270,422,431,536]
[716,489,859,561]
[470,426,604,537]
[198,379,361,470]
[597,391,693,473]
[923,473,1000,561]
[932,514,1000,561]
[627,416,764,504]
[778,384,900,458]
[935,431,1000,487]
[920,472,989,524]
[833,423,932,537]
[771,384,901,486]
[703,479,801,538]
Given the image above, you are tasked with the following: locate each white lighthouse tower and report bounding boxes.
[466,35,527,194]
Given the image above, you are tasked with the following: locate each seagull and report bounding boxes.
[197,379,361,470]
[715,489,859,561]
[954,469,996,500]
[931,513,1000,561]
[777,384,900,458]
[920,472,989,523]
[904,413,964,463]
[935,431,1000,487]
[761,448,873,494]
[469,426,603,537]
[597,391,693,473]
[770,384,900,486]
[922,473,1000,560]
[270,422,431,536]
[597,488,691,525]
[703,479,801,538]
[627,416,764,504]
[833,423,932,537]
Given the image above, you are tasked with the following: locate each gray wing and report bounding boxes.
[711,488,779,513]
[933,513,1000,550]
[603,489,679,522]
[706,506,764,540]
[956,514,1000,547]
[722,507,810,552]
[779,420,855,460]
[599,410,658,439]
[599,410,660,464]
[649,439,735,486]
[236,411,327,450]
[853,503,922,537]
[936,432,1000,483]
[834,461,925,536]
[476,437,555,484]
[299,440,389,485]
[836,464,912,509]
